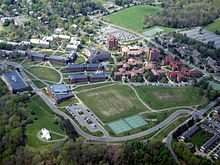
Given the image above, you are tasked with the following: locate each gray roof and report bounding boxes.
[200,124,219,135]
[86,63,102,68]
[49,55,67,61]
[67,63,85,69]
[69,74,87,79]
[89,73,108,79]
[201,135,219,151]
[29,52,45,58]
[215,148,220,156]
[3,70,29,91]
[87,48,111,62]
[48,83,74,100]
[68,50,77,58]
[182,125,199,139]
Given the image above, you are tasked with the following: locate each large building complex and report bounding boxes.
[47,83,74,103]
[2,70,29,94]
[107,36,118,50]
[66,63,104,72]
[121,45,145,59]
[68,72,108,83]
[148,47,160,61]
[85,48,111,63]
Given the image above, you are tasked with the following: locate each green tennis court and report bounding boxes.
[124,115,148,129]
[107,115,148,134]
[107,119,132,134]
[208,81,220,90]
[143,27,164,36]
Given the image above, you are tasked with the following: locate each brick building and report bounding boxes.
[68,74,88,83]
[121,45,145,59]
[49,55,68,65]
[148,47,160,61]
[107,36,118,50]
[89,73,108,82]
[28,52,45,62]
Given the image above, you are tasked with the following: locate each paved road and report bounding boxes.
[3,60,218,143]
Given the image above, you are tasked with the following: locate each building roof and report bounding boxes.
[86,63,102,68]
[182,125,199,139]
[3,70,29,91]
[48,83,74,100]
[200,124,219,135]
[67,63,85,69]
[88,48,111,62]
[69,74,87,79]
[68,50,77,59]
[89,73,108,79]
[215,148,220,157]
[201,135,219,151]
[181,67,188,72]
[29,52,45,58]
[49,55,67,61]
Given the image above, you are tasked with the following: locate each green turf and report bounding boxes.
[204,17,220,33]
[32,80,47,88]
[108,119,132,134]
[208,81,220,90]
[124,115,148,129]
[133,86,203,110]
[25,96,65,148]
[190,130,213,148]
[50,132,65,140]
[104,5,161,33]
[26,66,60,83]
[77,84,147,123]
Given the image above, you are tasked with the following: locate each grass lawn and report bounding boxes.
[73,82,115,92]
[133,86,203,110]
[32,80,47,88]
[75,56,85,64]
[104,5,161,33]
[55,98,78,107]
[25,96,65,148]
[204,17,220,33]
[190,130,213,148]
[26,66,60,83]
[76,84,147,123]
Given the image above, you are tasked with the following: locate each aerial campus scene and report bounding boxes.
[0,0,220,164]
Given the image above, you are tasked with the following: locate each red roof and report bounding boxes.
[172,64,179,69]
[181,67,188,72]
[169,72,178,76]
[176,62,184,66]
[166,56,173,61]
[178,72,186,78]
[189,70,197,75]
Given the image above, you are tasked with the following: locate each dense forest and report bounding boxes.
[143,0,220,28]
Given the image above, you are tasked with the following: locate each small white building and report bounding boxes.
[41,128,51,141]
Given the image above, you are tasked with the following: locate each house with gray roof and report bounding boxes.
[2,70,29,94]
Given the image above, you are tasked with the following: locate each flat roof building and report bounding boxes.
[214,148,220,159]
[47,83,74,103]
[85,48,111,63]
[2,70,29,94]
[68,50,77,63]
[89,73,108,82]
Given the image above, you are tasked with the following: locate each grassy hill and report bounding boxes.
[104,5,161,33]
[204,17,220,33]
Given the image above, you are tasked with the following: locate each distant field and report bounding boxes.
[104,5,161,33]
[204,17,220,33]
[133,86,203,109]
[26,66,60,83]
[25,96,65,147]
[77,84,147,123]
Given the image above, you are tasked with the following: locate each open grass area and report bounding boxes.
[190,130,213,148]
[75,56,85,64]
[55,97,78,107]
[77,84,147,123]
[26,66,60,83]
[32,80,47,88]
[25,96,65,148]
[73,82,116,92]
[104,5,161,33]
[133,86,203,110]
[204,17,220,33]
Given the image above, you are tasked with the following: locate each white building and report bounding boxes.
[41,128,51,141]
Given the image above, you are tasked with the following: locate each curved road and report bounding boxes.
[2,61,218,142]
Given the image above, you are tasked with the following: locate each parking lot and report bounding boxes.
[95,25,138,43]
[66,103,103,133]
[181,27,220,48]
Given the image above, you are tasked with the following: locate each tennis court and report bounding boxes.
[124,115,148,129]
[208,81,220,90]
[107,115,148,134]
[107,119,132,134]
[143,27,164,37]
